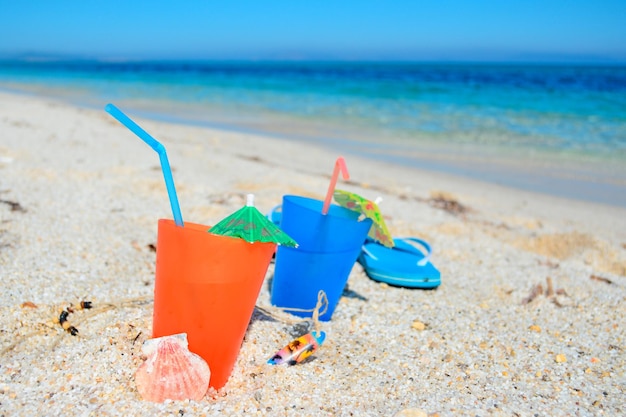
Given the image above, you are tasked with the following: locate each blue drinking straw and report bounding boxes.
[105,103,184,227]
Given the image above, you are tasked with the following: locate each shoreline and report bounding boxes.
[1,91,625,416]
[1,83,625,209]
[127,102,626,209]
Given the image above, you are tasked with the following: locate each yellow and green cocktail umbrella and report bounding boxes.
[333,189,394,248]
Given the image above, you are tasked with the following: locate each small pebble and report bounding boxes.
[21,301,38,308]
[555,354,567,363]
[411,320,426,331]
[394,408,428,417]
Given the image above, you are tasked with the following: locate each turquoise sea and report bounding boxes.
[0,61,625,207]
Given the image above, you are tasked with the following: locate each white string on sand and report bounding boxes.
[256,290,328,334]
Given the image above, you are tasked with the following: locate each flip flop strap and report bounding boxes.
[401,238,432,266]
[266,204,282,221]
[362,237,432,266]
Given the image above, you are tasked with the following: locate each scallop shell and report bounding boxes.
[135,333,211,402]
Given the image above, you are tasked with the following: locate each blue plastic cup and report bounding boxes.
[271,195,373,321]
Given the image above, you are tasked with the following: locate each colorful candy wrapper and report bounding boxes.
[267,331,326,365]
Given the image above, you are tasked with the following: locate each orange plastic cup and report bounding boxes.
[152,219,276,390]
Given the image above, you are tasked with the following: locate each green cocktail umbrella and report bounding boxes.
[209,194,298,247]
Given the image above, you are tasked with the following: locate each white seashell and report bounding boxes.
[135,333,211,402]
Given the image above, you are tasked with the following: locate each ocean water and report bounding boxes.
[1,61,625,206]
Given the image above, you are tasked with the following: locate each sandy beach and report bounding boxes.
[1,91,625,416]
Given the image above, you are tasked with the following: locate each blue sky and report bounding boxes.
[1,0,625,63]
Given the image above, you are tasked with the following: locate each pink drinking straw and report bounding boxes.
[322,156,350,215]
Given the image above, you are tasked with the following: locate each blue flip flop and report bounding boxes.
[358,238,441,289]
[267,204,282,226]
[266,204,283,261]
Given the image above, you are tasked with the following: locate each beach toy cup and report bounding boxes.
[152,219,276,389]
[270,195,373,321]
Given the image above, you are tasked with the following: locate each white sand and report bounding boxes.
[0,91,624,416]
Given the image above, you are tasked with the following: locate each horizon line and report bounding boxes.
[1,56,625,67]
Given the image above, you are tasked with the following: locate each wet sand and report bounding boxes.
[1,91,625,416]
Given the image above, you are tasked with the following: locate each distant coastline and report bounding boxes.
[1,50,626,65]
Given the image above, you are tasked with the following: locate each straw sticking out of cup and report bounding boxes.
[105,104,184,227]
[322,156,350,215]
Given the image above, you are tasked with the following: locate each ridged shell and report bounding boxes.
[135,333,211,402]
